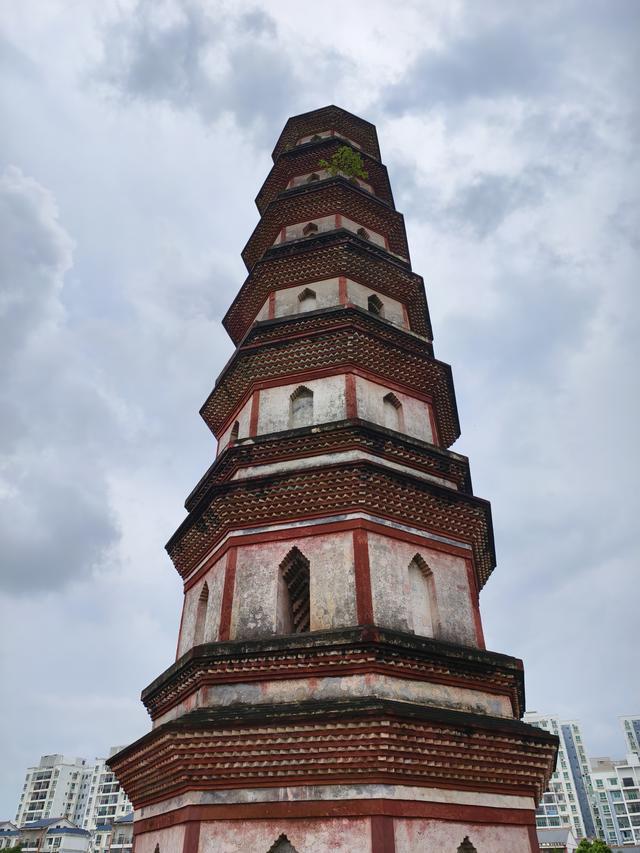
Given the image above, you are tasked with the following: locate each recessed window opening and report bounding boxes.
[457,838,478,853]
[367,293,384,317]
[277,549,310,635]
[297,288,317,312]
[310,134,322,142]
[306,173,320,183]
[407,555,436,638]
[193,582,209,646]
[290,386,313,428]
[230,421,240,443]
[357,226,370,240]
[383,392,402,431]
[302,221,318,236]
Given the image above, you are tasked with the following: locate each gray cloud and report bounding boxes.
[96,0,298,138]
[0,167,119,593]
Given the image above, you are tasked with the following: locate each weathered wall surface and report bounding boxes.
[394,818,536,852]
[200,817,371,853]
[177,552,225,657]
[218,395,252,452]
[231,531,357,640]
[134,824,185,853]
[368,533,478,647]
[355,376,433,443]
[257,375,346,435]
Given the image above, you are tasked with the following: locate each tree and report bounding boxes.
[576,839,613,853]
[318,145,368,180]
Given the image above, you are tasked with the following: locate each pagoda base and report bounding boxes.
[132,798,541,852]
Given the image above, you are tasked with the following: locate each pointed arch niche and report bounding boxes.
[383,392,403,431]
[193,581,209,646]
[289,385,313,428]
[267,835,299,853]
[277,548,310,635]
[407,555,438,638]
[457,838,478,853]
[297,287,317,312]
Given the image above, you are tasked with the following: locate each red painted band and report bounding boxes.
[249,390,260,437]
[218,549,237,641]
[133,800,537,835]
[371,815,396,853]
[339,275,348,305]
[267,291,276,320]
[182,820,200,853]
[353,528,374,624]
[345,373,358,418]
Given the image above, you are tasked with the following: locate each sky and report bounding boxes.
[0,0,639,819]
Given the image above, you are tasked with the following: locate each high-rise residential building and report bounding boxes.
[523,713,597,839]
[591,753,640,847]
[15,755,91,826]
[13,749,131,833]
[621,715,640,758]
[82,747,132,831]
[109,105,557,852]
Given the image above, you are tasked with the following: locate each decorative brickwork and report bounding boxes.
[272,106,381,162]
[256,138,394,213]
[242,180,409,270]
[223,236,432,344]
[202,313,458,445]
[108,107,556,852]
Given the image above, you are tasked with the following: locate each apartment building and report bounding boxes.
[591,753,640,847]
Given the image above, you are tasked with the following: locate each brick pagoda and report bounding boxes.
[110,106,558,853]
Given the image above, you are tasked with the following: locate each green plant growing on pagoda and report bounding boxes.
[576,840,613,853]
[318,145,368,180]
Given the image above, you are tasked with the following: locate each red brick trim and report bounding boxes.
[249,390,260,437]
[184,517,474,593]
[371,815,396,852]
[401,303,410,330]
[215,363,436,439]
[353,528,374,624]
[465,557,486,650]
[339,275,348,305]
[268,291,276,319]
[133,800,537,835]
[528,823,541,851]
[345,373,358,418]
[335,213,342,228]
[218,549,237,642]
[182,820,200,853]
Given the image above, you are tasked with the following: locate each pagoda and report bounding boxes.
[109,106,558,853]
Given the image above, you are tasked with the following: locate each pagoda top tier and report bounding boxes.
[271,105,382,162]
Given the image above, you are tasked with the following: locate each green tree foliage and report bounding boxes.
[318,146,368,180]
[576,839,613,853]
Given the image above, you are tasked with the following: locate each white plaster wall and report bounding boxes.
[218,395,253,452]
[134,825,185,853]
[201,817,371,853]
[274,278,340,316]
[342,215,386,248]
[230,531,357,640]
[177,553,226,658]
[368,533,478,648]
[355,376,434,443]
[277,215,336,243]
[288,170,374,194]
[394,819,535,853]
[296,130,362,149]
[257,375,346,435]
[347,280,406,327]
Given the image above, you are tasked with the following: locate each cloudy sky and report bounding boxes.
[1,0,638,817]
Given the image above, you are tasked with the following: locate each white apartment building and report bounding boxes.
[15,755,92,826]
[621,716,640,759]
[82,747,132,832]
[591,753,640,847]
[523,712,596,839]
[14,749,132,834]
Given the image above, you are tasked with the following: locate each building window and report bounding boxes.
[290,386,313,428]
[367,294,384,317]
[457,839,478,853]
[277,548,310,635]
[407,555,437,638]
[382,392,402,431]
[297,288,317,312]
[193,582,209,646]
[357,226,370,240]
[306,173,320,183]
[230,421,240,444]
[302,222,318,236]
